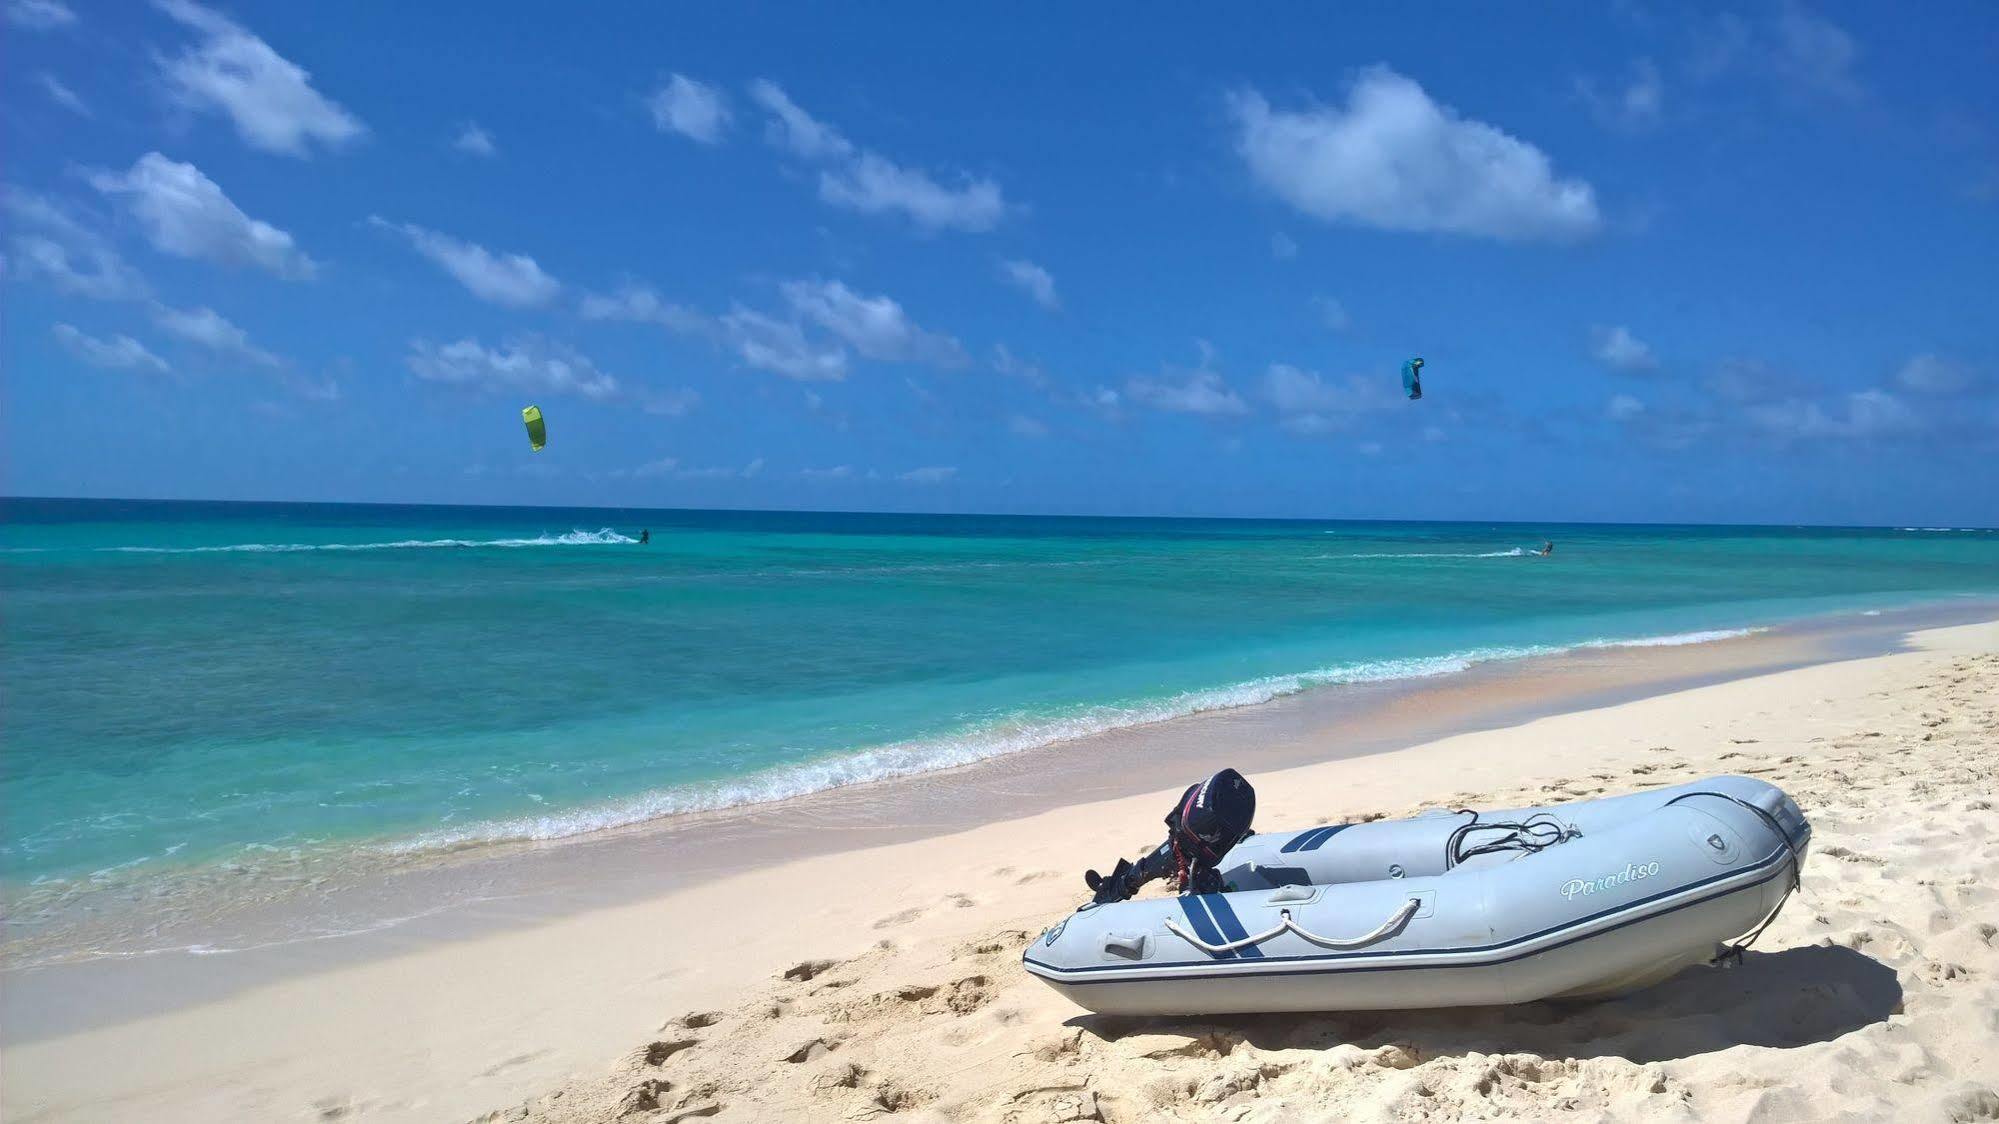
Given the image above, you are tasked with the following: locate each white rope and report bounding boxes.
[1164,915,1291,954]
[1165,898,1422,955]
[1286,898,1422,949]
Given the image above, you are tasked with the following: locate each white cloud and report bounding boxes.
[1262,364,1389,413]
[800,464,855,481]
[39,73,89,116]
[746,79,853,160]
[578,283,706,332]
[582,274,959,379]
[152,304,280,367]
[1691,6,1864,102]
[680,456,745,478]
[639,387,700,417]
[990,344,1048,387]
[2,188,148,300]
[616,455,759,480]
[371,217,559,307]
[819,153,1005,232]
[782,279,964,365]
[1126,369,1248,416]
[1008,414,1049,438]
[624,456,679,478]
[898,465,957,484]
[749,80,1005,232]
[1270,233,1298,259]
[1773,2,1863,101]
[1591,324,1658,372]
[1229,68,1600,242]
[675,463,740,480]
[406,336,620,400]
[1577,59,1663,130]
[999,259,1059,311]
[1312,295,1350,332]
[453,123,496,157]
[92,153,317,279]
[1261,363,1397,432]
[1893,354,1974,395]
[721,306,848,381]
[1746,388,1918,440]
[155,0,365,157]
[1605,393,1647,421]
[648,74,730,144]
[53,323,168,373]
[7,0,74,29]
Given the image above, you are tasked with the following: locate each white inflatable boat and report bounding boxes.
[1023,775,1809,1016]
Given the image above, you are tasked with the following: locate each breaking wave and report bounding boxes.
[1579,627,1763,648]
[385,623,1766,856]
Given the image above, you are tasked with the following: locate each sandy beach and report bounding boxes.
[2,616,1992,1122]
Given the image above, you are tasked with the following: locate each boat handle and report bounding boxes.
[1166,898,1422,955]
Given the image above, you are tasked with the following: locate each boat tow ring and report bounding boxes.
[1166,898,1423,955]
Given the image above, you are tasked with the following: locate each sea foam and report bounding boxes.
[103,529,637,553]
[383,627,1758,857]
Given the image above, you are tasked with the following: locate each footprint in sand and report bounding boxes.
[808,1062,868,1095]
[785,1037,841,1064]
[477,1050,551,1078]
[782,959,840,982]
[872,907,924,929]
[641,1039,698,1066]
[617,1078,674,1116]
[957,929,1032,958]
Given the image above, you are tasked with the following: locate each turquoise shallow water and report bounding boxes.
[4,498,1997,905]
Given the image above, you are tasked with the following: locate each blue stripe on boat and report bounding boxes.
[1202,894,1264,959]
[1280,824,1345,853]
[1178,896,1232,959]
[1297,824,1352,852]
[1277,827,1322,854]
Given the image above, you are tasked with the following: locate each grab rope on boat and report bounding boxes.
[1165,897,1422,955]
[1664,790,1806,966]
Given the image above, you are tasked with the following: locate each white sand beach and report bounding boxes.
[5,620,1996,1122]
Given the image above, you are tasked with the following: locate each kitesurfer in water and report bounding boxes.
[1536,540,1554,557]
[640,529,651,545]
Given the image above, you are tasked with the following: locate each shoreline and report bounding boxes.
[0,603,1942,980]
[2,614,1993,1121]
[8,598,1989,968]
[0,601,1987,1028]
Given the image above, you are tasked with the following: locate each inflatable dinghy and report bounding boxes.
[1024,775,1809,1016]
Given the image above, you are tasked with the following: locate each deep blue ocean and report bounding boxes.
[4,498,1996,910]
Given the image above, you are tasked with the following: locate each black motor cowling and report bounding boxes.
[1084,769,1256,904]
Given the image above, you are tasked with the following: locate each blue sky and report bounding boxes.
[5,1,1995,524]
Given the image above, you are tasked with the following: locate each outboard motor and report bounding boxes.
[1084,769,1256,904]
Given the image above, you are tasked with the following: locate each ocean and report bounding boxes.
[4,498,1996,923]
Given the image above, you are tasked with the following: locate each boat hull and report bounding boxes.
[1022,776,1809,1016]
